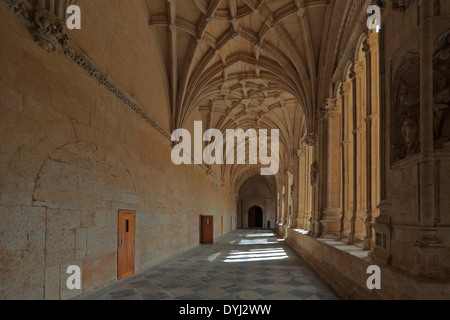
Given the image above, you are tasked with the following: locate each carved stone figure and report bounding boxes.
[396,83,420,158]
[401,117,419,156]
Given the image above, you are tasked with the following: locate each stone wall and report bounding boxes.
[0,2,236,300]
[278,226,450,300]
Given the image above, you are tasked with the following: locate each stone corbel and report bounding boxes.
[6,1,73,52]
[31,6,71,52]
[320,98,338,118]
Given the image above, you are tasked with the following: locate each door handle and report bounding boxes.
[119,238,123,246]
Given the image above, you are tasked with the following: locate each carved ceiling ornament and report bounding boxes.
[390,0,414,13]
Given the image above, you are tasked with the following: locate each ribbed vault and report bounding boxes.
[144,0,338,192]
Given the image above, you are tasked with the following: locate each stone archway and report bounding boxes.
[248,206,263,228]
[32,141,139,299]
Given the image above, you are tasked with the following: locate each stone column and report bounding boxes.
[349,64,358,245]
[279,179,286,226]
[290,154,300,229]
[412,0,445,279]
[303,133,319,237]
[419,0,435,231]
[286,170,294,228]
[297,147,307,229]
[285,175,291,226]
[305,145,313,232]
[319,99,342,237]
[363,36,374,250]
[276,187,281,225]
[340,82,352,240]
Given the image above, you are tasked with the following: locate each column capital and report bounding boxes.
[320,98,339,118]
[302,133,318,146]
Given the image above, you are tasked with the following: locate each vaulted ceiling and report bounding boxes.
[142,0,361,189]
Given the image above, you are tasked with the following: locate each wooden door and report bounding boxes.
[118,210,135,280]
[201,215,214,244]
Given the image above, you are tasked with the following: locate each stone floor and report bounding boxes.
[78,229,339,300]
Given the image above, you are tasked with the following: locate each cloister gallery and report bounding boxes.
[1,0,450,300]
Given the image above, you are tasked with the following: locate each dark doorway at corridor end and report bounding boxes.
[248,206,263,228]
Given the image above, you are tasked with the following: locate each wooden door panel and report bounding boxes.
[118,210,135,280]
[201,215,214,244]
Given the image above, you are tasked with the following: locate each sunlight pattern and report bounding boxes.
[224,248,289,263]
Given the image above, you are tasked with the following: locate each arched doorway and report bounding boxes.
[248,206,263,228]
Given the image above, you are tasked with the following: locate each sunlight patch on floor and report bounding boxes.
[224,247,289,263]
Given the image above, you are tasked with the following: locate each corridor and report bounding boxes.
[79,230,339,300]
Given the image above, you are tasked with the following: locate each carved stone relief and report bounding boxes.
[433,31,450,146]
[392,55,421,162]
[31,7,71,52]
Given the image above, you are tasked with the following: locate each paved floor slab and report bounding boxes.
[78,230,339,300]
